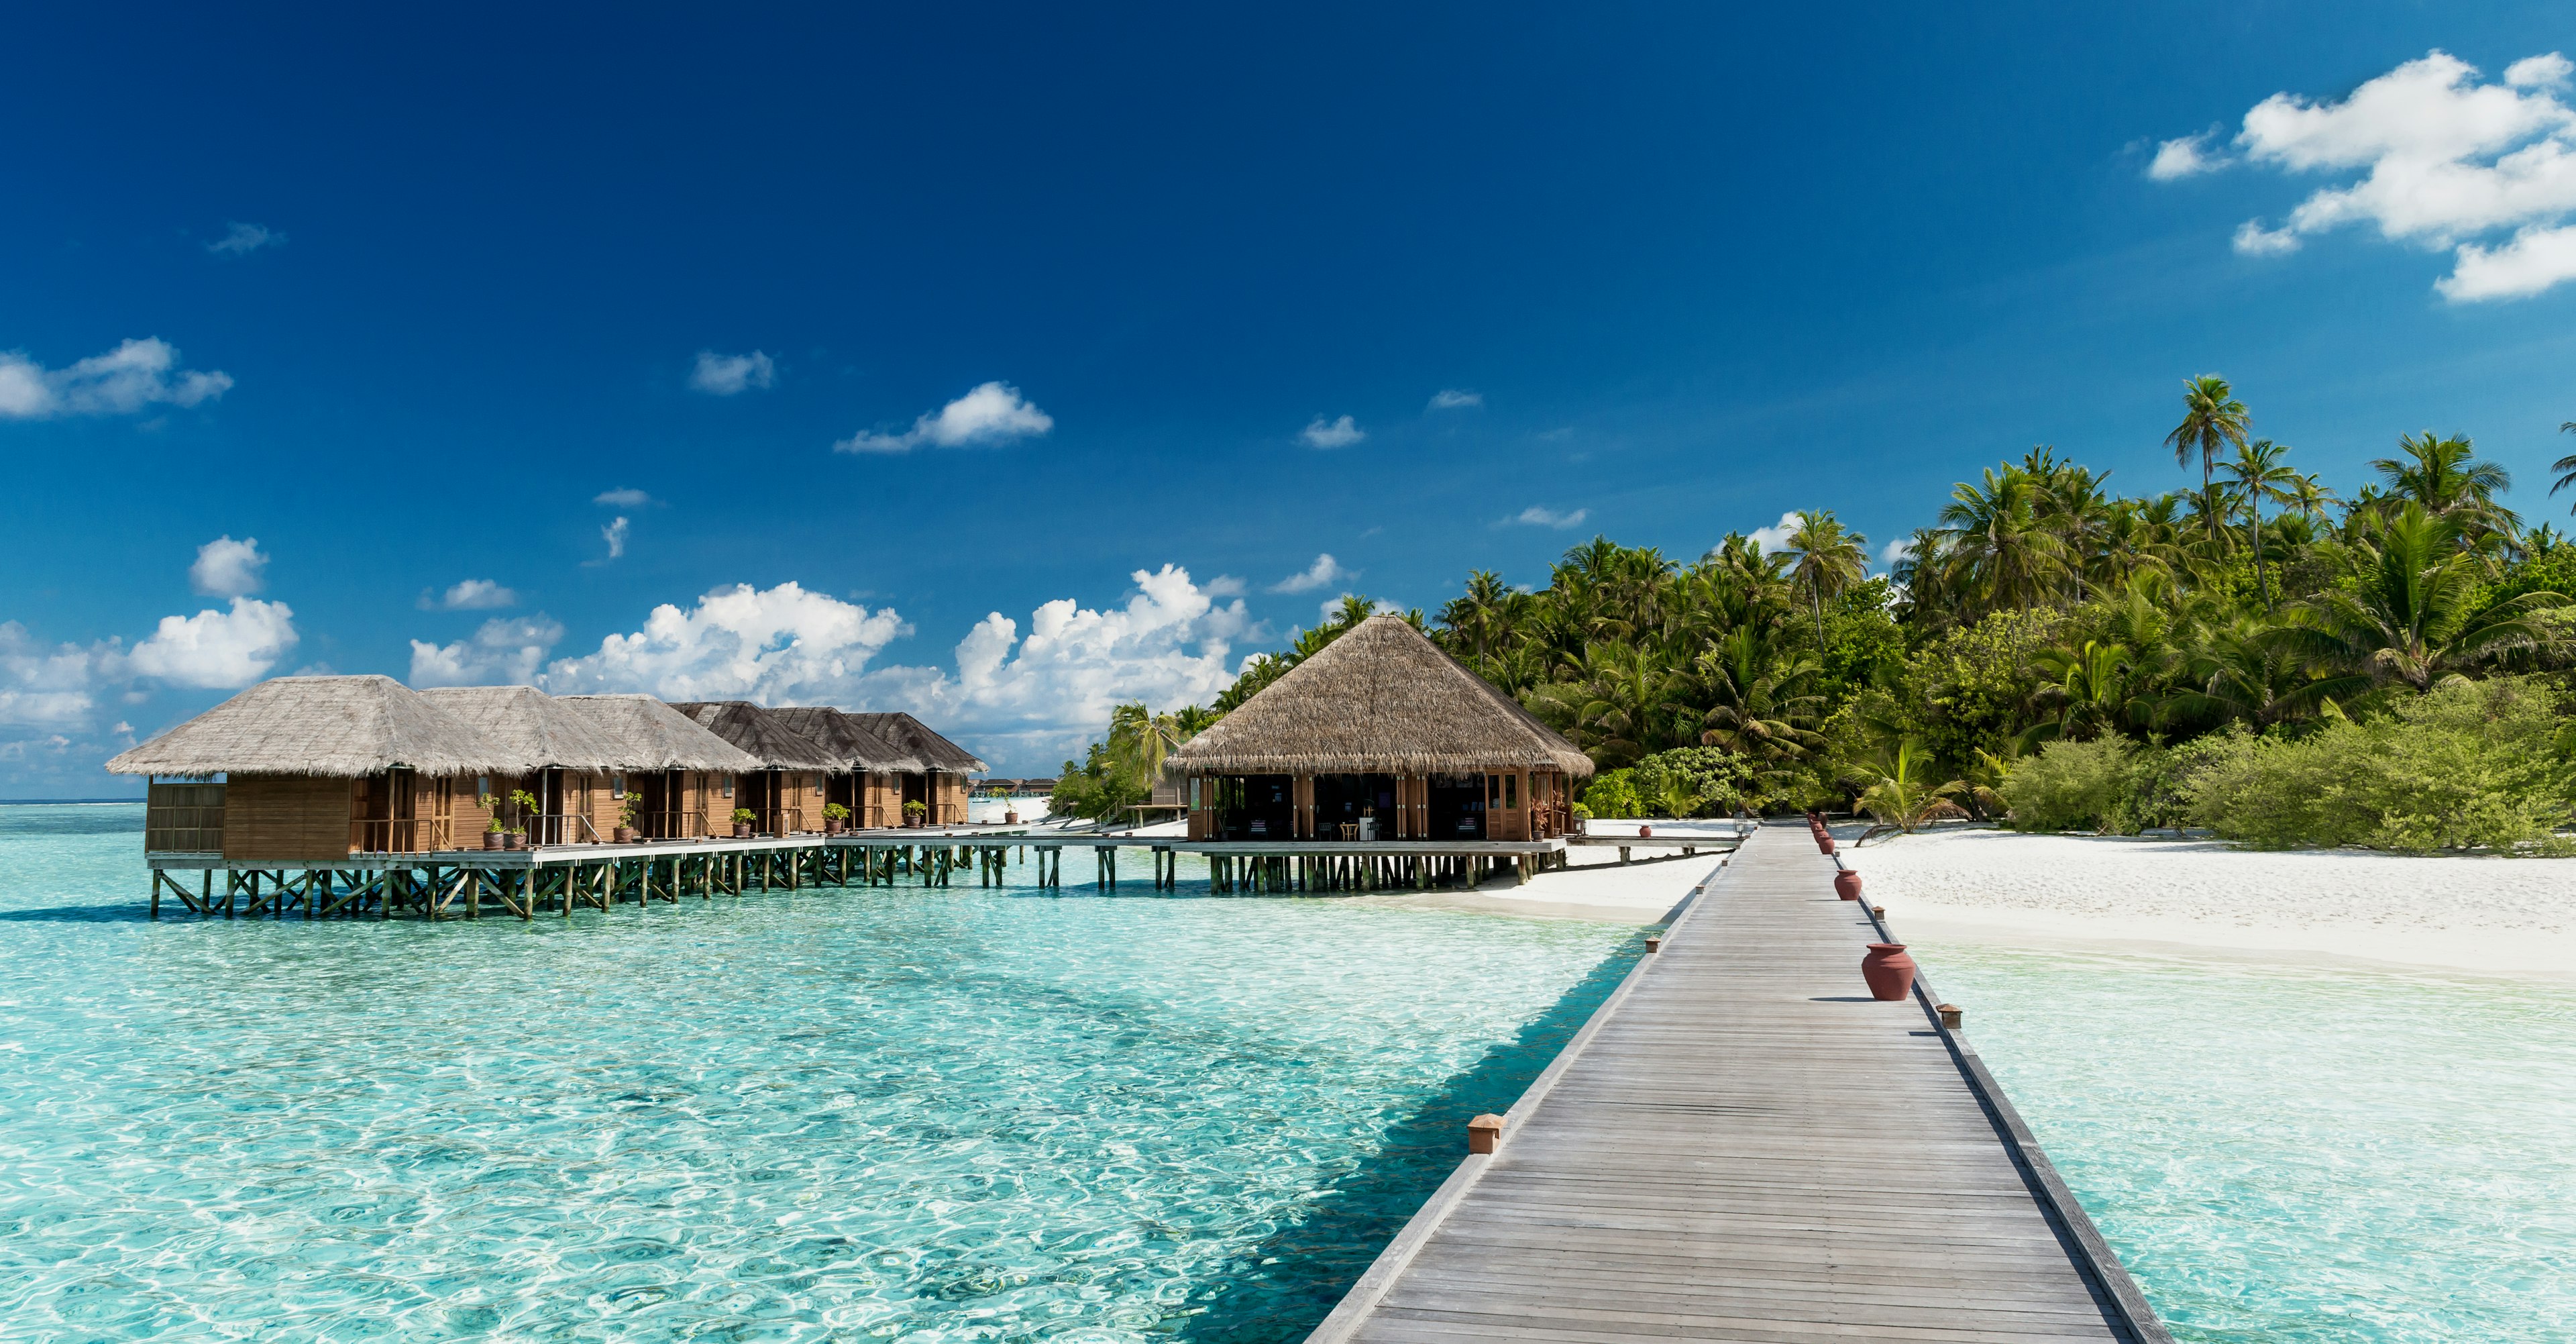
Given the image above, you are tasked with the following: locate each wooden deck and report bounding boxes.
[1309,821,2169,1343]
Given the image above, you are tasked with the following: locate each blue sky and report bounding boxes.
[6,4,2576,792]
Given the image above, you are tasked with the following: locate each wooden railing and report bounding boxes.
[351,817,455,854]
[635,810,706,839]
[525,813,603,846]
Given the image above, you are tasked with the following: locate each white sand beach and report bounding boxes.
[1854,825,2576,984]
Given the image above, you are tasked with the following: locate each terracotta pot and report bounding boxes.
[1834,869,1863,900]
[733,823,753,839]
[1862,943,1915,1001]
[614,827,638,844]
[504,833,525,851]
[1817,835,1836,855]
[483,831,504,851]
[1640,825,1652,838]
[1004,810,1019,825]
[825,819,845,835]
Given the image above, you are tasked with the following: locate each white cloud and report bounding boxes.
[2147,132,2226,180]
[207,221,284,256]
[834,381,1053,454]
[188,536,268,597]
[2437,223,2576,299]
[0,623,112,727]
[0,338,233,419]
[1301,414,1364,448]
[600,517,630,560]
[1505,505,1589,529]
[1879,537,1914,565]
[409,615,566,687]
[2183,50,2576,299]
[1203,574,1248,597]
[125,598,297,689]
[1269,554,1353,593]
[543,581,912,703]
[1428,389,1483,410]
[423,578,517,611]
[689,350,775,396]
[594,486,652,508]
[2232,219,2302,255]
[1747,511,1802,554]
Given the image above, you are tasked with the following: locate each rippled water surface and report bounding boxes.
[1921,942,2576,1343]
[0,805,1642,1341]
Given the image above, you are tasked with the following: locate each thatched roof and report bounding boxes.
[417,685,636,772]
[1166,615,1593,778]
[767,706,922,772]
[841,711,987,774]
[105,674,502,778]
[667,701,844,771]
[551,694,763,772]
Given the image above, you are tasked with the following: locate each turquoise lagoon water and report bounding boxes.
[1923,943,2576,1342]
[0,805,1642,1341]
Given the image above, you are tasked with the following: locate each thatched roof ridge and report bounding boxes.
[840,711,987,774]
[1165,615,1593,777]
[667,701,845,771]
[552,694,762,772]
[767,706,922,772]
[417,685,636,772]
[105,674,502,778]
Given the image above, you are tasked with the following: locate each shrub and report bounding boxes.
[2000,735,2137,833]
[2183,677,2573,851]
[1629,747,1758,817]
[1580,768,1646,818]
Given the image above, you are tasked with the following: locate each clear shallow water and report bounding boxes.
[0,805,1640,1341]
[1922,942,2576,1343]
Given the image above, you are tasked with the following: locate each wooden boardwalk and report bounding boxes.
[1310,821,2168,1343]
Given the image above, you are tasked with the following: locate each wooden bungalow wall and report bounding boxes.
[222,774,358,862]
[1184,768,1573,842]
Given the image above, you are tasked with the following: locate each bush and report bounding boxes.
[2183,677,2574,851]
[1580,769,1646,818]
[1629,747,1757,817]
[2000,735,2138,833]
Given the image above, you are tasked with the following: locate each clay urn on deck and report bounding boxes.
[1816,834,1836,856]
[1862,943,1916,1001]
[1833,868,1863,901]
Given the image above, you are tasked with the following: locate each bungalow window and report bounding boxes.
[1504,774,1517,809]
[610,774,625,800]
[721,776,734,798]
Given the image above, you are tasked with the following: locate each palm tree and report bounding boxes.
[1782,509,1868,654]
[2221,439,2304,609]
[2267,503,2565,699]
[2549,420,2576,516]
[2019,641,2144,749]
[1693,627,1825,763]
[1936,469,2068,614]
[2373,431,2517,545]
[1439,570,1514,665]
[1852,737,1968,833]
[2165,374,2251,544]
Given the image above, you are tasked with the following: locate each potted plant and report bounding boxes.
[822,802,850,835]
[481,794,506,851]
[903,798,927,828]
[614,794,641,845]
[732,807,757,839]
[1004,791,1019,825]
[507,788,541,849]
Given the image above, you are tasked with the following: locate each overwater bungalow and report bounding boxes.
[1165,614,1592,842]
[107,674,509,860]
[839,711,985,825]
[765,706,912,830]
[549,693,761,840]
[667,701,843,835]
[417,685,640,845]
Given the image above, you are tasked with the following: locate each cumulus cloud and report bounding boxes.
[0,623,113,727]
[689,350,775,396]
[835,381,1053,454]
[422,578,517,611]
[594,486,653,508]
[1747,511,1802,553]
[0,338,233,420]
[1880,537,1915,565]
[207,221,284,256]
[1301,414,1364,448]
[1504,505,1589,529]
[1428,389,1483,410]
[1203,575,1248,597]
[409,615,566,687]
[2171,50,2576,299]
[189,536,268,597]
[1269,554,1353,593]
[543,582,912,703]
[125,598,298,689]
[2147,132,2227,180]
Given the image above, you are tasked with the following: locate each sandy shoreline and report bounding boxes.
[1855,826,2576,985]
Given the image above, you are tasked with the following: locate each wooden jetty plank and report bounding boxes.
[1311,823,2167,1344]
